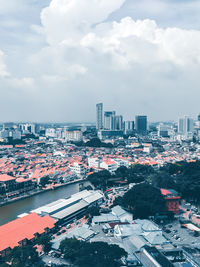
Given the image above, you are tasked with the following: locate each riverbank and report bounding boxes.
[0,179,87,208]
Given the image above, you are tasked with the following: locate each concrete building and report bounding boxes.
[19,123,35,134]
[135,116,147,133]
[98,130,123,140]
[136,246,174,267]
[64,130,83,142]
[158,124,170,137]
[71,162,85,177]
[100,159,118,173]
[96,103,103,130]
[104,111,116,130]
[88,157,101,169]
[31,190,104,224]
[45,128,56,138]
[178,116,194,135]
[114,115,123,130]
[0,213,55,257]
[124,121,134,135]
[0,174,36,199]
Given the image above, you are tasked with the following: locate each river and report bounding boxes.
[0,182,90,226]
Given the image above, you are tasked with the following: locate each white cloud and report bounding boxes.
[0,50,10,77]
[41,0,126,45]
[1,0,200,122]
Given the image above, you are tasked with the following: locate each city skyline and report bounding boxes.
[0,0,200,122]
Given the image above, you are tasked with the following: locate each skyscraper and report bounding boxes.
[135,115,147,133]
[198,114,200,122]
[124,121,134,134]
[114,115,123,130]
[104,111,115,130]
[96,103,103,130]
[178,116,194,135]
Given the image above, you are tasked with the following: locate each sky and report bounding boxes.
[0,0,200,122]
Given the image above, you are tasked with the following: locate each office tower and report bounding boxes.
[125,121,134,134]
[178,116,194,135]
[198,114,200,122]
[104,111,115,130]
[135,115,147,133]
[96,103,103,130]
[114,115,123,130]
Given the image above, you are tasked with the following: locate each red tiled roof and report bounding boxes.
[161,189,172,196]
[0,213,55,252]
[0,174,15,182]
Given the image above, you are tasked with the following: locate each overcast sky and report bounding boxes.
[0,0,200,122]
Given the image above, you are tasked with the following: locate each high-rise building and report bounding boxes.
[135,115,147,133]
[158,124,169,137]
[114,115,123,130]
[178,116,194,135]
[96,103,103,130]
[124,121,134,134]
[104,111,115,130]
[198,114,200,122]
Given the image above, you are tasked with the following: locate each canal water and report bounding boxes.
[0,182,90,226]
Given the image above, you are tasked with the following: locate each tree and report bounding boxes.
[88,170,111,189]
[120,183,166,219]
[87,206,100,217]
[7,245,39,267]
[85,138,113,148]
[75,242,127,267]
[36,235,51,253]
[60,238,81,261]
[150,171,177,189]
[40,176,50,187]
[60,239,127,267]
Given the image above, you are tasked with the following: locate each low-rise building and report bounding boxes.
[0,213,55,257]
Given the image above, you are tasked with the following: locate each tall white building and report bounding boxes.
[71,162,85,177]
[96,103,103,130]
[65,131,83,142]
[104,111,116,130]
[19,123,35,134]
[178,116,194,135]
[45,128,56,138]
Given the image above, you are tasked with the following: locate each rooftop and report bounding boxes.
[0,174,16,182]
[0,213,55,252]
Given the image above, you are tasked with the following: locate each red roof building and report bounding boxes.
[161,189,181,214]
[0,213,55,256]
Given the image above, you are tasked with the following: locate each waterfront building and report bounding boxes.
[96,103,103,130]
[0,174,36,199]
[31,190,104,224]
[0,213,55,257]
